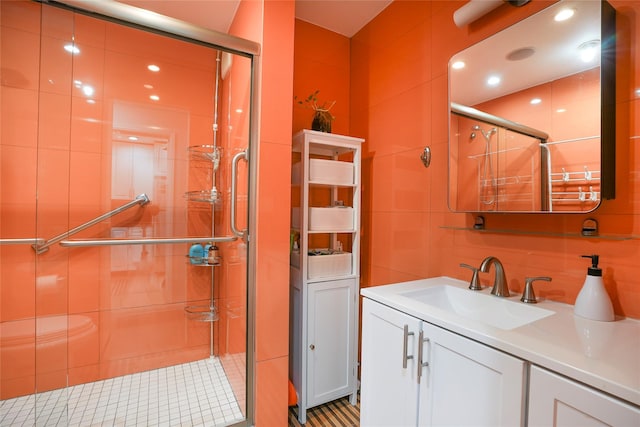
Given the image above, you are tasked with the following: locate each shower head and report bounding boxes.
[471,125,497,141]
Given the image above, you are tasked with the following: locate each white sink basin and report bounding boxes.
[401,285,554,330]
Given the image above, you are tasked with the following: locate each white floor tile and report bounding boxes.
[0,358,242,427]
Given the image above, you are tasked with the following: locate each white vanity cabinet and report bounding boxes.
[360,298,421,426]
[528,366,640,427]
[361,298,526,427]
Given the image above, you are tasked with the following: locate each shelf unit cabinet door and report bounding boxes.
[418,322,525,427]
[528,366,640,427]
[361,298,421,427]
[306,278,357,407]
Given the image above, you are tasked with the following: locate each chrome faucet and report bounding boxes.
[479,256,510,297]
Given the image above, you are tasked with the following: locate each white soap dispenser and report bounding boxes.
[574,254,614,322]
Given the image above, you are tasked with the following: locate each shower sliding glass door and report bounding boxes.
[1,1,256,425]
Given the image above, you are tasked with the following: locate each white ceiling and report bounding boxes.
[119,0,393,37]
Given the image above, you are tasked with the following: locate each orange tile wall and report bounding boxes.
[230,1,295,426]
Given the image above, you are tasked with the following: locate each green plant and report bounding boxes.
[295,90,336,132]
[295,90,336,118]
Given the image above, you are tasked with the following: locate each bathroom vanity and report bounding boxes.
[360,277,640,426]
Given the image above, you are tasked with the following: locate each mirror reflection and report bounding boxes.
[448,0,615,213]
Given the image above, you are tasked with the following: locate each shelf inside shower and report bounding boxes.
[185,190,221,203]
[187,255,221,266]
[188,145,222,162]
[185,304,219,322]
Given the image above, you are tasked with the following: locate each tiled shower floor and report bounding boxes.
[0,358,244,427]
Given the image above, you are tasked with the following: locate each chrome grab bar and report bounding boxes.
[33,194,150,254]
[59,236,237,247]
[0,238,45,245]
[230,149,248,240]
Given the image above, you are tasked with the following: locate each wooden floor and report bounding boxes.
[288,395,360,426]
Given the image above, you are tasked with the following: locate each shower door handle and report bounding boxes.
[230,148,248,240]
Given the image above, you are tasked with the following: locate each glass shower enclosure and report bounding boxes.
[1,1,257,425]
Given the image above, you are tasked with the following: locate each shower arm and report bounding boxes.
[33,193,150,254]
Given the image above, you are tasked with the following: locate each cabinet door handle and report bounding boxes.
[309,344,315,350]
[417,331,430,384]
[402,325,415,369]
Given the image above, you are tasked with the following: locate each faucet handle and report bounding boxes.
[521,276,552,304]
[460,263,482,291]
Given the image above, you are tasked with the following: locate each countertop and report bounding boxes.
[360,276,640,407]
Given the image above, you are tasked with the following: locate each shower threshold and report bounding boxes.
[0,357,244,427]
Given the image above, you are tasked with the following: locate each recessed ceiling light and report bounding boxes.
[148,64,160,72]
[487,75,501,86]
[150,95,160,101]
[451,61,465,70]
[554,8,575,22]
[530,98,542,105]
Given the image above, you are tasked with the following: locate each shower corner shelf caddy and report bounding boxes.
[289,129,363,424]
[185,144,222,204]
[185,144,223,322]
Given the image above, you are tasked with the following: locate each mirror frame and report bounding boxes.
[448,0,616,213]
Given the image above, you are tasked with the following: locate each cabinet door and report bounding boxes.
[528,366,640,427]
[307,279,357,407]
[418,322,525,427]
[361,298,421,427]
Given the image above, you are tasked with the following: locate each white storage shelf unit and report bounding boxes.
[290,129,363,424]
[291,130,362,283]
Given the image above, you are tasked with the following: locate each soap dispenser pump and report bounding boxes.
[574,255,614,322]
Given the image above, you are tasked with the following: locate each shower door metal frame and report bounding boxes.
[47,1,261,424]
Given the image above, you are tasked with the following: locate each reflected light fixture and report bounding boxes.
[556,108,567,113]
[82,85,94,97]
[64,43,80,54]
[530,98,542,105]
[149,95,160,101]
[579,40,600,63]
[147,64,160,72]
[451,60,465,70]
[487,75,501,86]
[554,8,575,22]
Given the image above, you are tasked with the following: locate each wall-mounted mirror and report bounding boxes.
[448,0,615,213]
